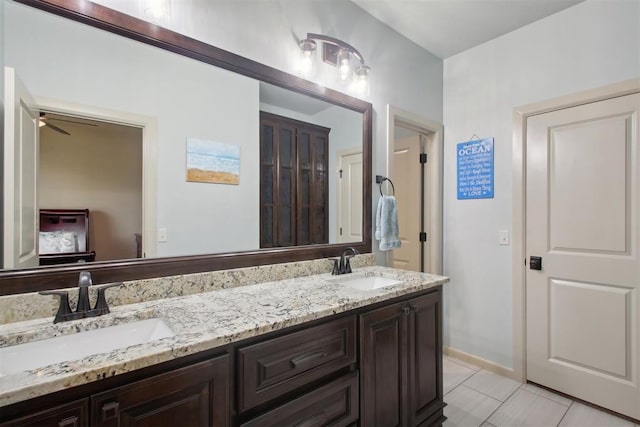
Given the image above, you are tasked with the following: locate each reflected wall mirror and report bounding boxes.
[1,0,372,295]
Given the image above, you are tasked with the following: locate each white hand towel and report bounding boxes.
[375,195,401,251]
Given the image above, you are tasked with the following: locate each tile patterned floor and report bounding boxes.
[443,355,639,427]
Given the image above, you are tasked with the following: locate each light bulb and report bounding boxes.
[353,65,370,96]
[299,39,317,78]
[336,49,353,84]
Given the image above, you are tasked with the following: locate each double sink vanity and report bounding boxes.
[0,262,448,426]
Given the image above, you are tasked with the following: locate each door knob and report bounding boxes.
[530,256,542,270]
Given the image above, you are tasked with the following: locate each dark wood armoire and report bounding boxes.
[260,112,330,248]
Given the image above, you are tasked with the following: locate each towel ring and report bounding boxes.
[379,177,395,196]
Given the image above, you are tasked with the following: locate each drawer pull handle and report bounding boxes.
[101,401,120,421]
[58,416,79,427]
[290,351,327,368]
[294,411,326,427]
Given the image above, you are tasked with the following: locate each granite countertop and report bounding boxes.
[0,266,448,407]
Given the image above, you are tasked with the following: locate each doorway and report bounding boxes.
[3,71,158,268]
[391,129,425,271]
[337,148,363,243]
[386,105,443,274]
[36,99,157,264]
[39,112,143,262]
[513,79,640,420]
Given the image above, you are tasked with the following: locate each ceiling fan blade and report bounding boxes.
[48,117,98,127]
[45,122,71,136]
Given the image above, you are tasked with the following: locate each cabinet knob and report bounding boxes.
[411,305,418,312]
[403,306,410,315]
[101,401,120,421]
[58,416,79,427]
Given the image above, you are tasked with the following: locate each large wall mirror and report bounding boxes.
[1,0,372,294]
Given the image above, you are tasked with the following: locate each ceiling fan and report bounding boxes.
[39,112,98,136]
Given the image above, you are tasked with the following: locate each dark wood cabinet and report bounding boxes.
[260,112,330,248]
[240,372,358,427]
[360,291,445,427]
[360,299,407,426]
[0,399,88,427]
[91,355,229,427]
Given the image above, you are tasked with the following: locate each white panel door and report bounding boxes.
[526,93,640,419]
[3,67,39,269]
[392,135,421,271]
[337,150,362,243]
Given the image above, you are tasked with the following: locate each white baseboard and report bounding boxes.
[444,346,521,382]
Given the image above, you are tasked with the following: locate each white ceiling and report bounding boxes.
[351,0,585,59]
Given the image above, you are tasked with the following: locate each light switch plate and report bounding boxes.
[158,228,168,242]
[498,230,510,245]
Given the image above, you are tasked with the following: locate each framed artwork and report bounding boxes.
[186,138,240,185]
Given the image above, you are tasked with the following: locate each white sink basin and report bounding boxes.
[0,318,174,377]
[334,274,403,291]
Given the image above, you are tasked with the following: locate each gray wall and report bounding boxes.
[442,0,640,368]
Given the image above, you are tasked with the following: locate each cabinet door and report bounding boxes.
[276,122,297,247]
[407,292,445,426]
[359,300,408,427]
[259,115,296,248]
[260,118,278,248]
[91,355,229,427]
[296,127,328,246]
[0,399,88,427]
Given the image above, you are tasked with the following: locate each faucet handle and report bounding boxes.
[344,257,353,274]
[40,290,72,324]
[78,271,93,288]
[328,257,341,275]
[93,283,122,316]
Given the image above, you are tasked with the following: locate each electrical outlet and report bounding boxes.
[498,230,510,245]
[158,228,168,242]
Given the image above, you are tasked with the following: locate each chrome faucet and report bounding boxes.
[331,247,360,275]
[40,272,121,324]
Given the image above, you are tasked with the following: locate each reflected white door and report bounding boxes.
[337,150,362,243]
[3,67,39,269]
[392,135,421,271]
[526,93,640,419]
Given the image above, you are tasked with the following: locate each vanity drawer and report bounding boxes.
[240,371,359,427]
[237,315,356,412]
[0,399,88,427]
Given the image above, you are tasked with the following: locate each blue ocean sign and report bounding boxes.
[457,137,494,199]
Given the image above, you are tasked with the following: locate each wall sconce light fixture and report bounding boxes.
[299,33,371,95]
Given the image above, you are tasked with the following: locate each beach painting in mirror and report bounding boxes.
[186,138,240,184]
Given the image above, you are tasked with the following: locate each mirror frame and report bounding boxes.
[1,0,372,295]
